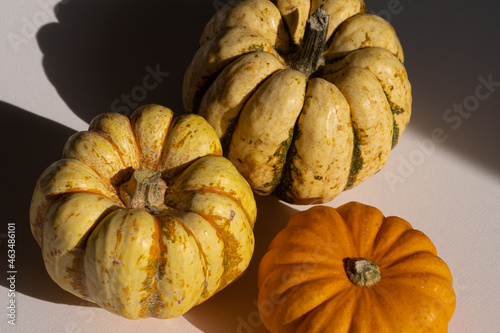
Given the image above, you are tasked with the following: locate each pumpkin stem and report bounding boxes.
[291,8,329,77]
[346,258,381,287]
[119,168,167,214]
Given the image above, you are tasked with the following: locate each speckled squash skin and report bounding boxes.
[30,104,257,319]
[257,202,456,333]
[183,0,412,204]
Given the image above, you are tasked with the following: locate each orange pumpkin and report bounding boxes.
[257,202,456,332]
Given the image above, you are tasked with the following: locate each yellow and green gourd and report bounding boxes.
[30,104,257,319]
[183,0,412,204]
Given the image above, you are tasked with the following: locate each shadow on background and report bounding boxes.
[184,196,298,333]
[6,0,498,330]
[0,97,298,329]
[37,0,216,123]
[374,1,500,175]
[0,101,97,307]
[4,0,298,325]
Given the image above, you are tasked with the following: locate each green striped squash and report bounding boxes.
[183,0,411,204]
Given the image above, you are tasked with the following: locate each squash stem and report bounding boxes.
[119,168,167,214]
[291,8,329,77]
[346,258,381,287]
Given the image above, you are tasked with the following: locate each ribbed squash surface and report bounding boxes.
[258,203,456,332]
[183,0,412,204]
[30,104,257,319]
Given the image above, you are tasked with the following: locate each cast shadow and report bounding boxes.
[0,100,298,322]
[386,1,500,175]
[36,0,216,122]
[0,101,97,307]
[13,0,296,317]
[184,196,298,333]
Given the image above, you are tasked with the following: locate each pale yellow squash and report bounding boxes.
[30,104,257,319]
[183,0,412,204]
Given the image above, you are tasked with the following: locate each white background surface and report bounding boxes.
[1,1,499,332]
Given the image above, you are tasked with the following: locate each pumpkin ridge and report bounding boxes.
[338,204,386,257]
[62,131,129,186]
[61,155,118,195]
[285,205,357,253]
[261,245,340,273]
[154,115,175,173]
[89,128,129,172]
[178,209,224,296]
[258,261,344,294]
[158,114,190,175]
[65,245,89,299]
[33,191,123,247]
[89,112,142,169]
[264,126,296,194]
[266,225,342,256]
[345,287,365,332]
[273,115,302,202]
[153,213,206,315]
[275,272,348,298]
[176,215,210,301]
[380,251,452,279]
[62,187,121,202]
[359,285,392,330]
[215,53,284,153]
[337,210,359,257]
[263,261,345,275]
[31,193,63,246]
[279,278,351,325]
[345,121,363,189]
[216,224,245,291]
[65,200,123,300]
[311,0,367,45]
[371,216,413,261]
[322,46,411,149]
[183,27,283,113]
[372,75,400,148]
[374,229,437,264]
[292,287,354,330]
[384,272,454,303]
[376,277,455,327]
[169,187,253,227]
[381,272,454,293]
[129,105,174,170]
[365,75,400,147]
[125,114,142,166]
[137,215,164,318]
[177,207,252,294]
[200,0,290,50]
[326,13,404,62]
[36,159,120,202]
[89,164,119,195]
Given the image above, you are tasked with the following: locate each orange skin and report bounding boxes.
[258,202,456,332]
